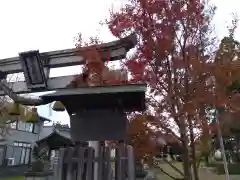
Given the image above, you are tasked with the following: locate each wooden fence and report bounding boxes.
[53,144,135,180]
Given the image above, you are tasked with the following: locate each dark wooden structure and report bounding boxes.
[0,33,137,95]
[54,144,135,180]
[41,84,146,142]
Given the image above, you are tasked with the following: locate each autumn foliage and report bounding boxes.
[72,0,240,179]
[127,115,156,163]
[103,0,240,179]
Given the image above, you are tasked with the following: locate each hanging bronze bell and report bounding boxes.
[52,101,66,112]
[25,107,39,123]
[8,102,21,116]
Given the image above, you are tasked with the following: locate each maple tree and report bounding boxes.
[103,0,240,180]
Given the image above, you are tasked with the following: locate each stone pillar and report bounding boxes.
[89,141,100,180]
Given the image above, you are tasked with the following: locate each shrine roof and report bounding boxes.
[40,84,146,112]
[41,83,146,97]
[36,130,74,150]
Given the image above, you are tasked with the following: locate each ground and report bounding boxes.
[1,163,240,180]
[154,162,240,180]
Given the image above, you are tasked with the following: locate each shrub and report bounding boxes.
[29,144,48,172]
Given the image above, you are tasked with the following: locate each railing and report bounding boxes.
[53,144,135,180]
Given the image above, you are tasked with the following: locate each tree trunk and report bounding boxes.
[180,126,192,180]
[188,116,199,180]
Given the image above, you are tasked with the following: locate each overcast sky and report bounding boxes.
[0,0,239,125]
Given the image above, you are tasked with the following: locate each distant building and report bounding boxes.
[0,117,71,167]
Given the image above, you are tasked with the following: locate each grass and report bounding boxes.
[0,177,23,180]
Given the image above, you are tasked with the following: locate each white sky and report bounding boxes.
[0,0,240,125]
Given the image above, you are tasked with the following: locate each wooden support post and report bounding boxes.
[115,140,125,180]
[89,141,100,180]
[127,145,135,180]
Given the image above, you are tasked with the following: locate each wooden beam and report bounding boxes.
[0,34,137,95]
[0,33,137,74]
[0,75,76,95]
